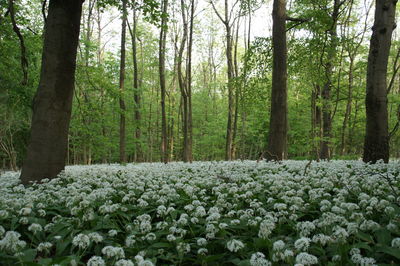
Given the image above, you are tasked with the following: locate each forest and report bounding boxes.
[1,0,400,265]
[0,0,398,173]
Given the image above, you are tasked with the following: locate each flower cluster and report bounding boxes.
[0,160,399,265]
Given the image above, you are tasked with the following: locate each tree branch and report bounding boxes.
[286,16,309,23]
[209,0,226,25]
[387,47,400,94]
[286,16,310,31]
[8,0,28,85]
[42,0,47,24]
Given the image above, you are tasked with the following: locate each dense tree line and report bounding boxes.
[0,0,399,183]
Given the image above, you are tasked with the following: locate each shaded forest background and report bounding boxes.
[1,0,400,170]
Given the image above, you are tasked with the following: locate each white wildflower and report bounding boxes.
[226,239,245,252]
[294,237,311,251]
[72,233,90,249]
[115,259,134,266]
[88,232,103,243]
[87,256,105,266]
[250,252,272,266]
[28,223,43,234]
[295,252,318,265]
[37,242,52,252]
[101,246,125,259]
[391,238,400,248]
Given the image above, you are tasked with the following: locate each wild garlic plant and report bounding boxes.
[0,160,399,265]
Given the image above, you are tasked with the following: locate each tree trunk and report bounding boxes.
[363,0,397,163]
[119,0,127,164]
[159,0,169,163]
[177,0,189,162]
[186,0,194,162]
[128,6,141,162]
[225,20,235,161]
[20,0,83,184]
[267,0,287,161]
[8,0,28,85]
[320,0,340,160]
[210,0,235,161]
[341,56,354,155]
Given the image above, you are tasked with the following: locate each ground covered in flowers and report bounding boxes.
[0,161,400,266]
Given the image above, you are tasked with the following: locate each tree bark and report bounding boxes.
[159,0,169,163]
[320,0,341,160]
[128,5,141,162]
[363,0,397,163]
[267,0,287,161]
[186,0,194,162]
[177,0,189,162]
[20,0,83,184]
[341,56,353,155]
[210,0,235,161]
[8,0,28,85]
[119,0,127,163]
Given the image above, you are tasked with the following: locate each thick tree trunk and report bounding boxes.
[363,0,397,163]
[267,0,287,161]
[20,0,83,184]
[119,0,127,163]
[159,0,169,163]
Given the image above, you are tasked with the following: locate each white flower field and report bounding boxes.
[0,160,400,265]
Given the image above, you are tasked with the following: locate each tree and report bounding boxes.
[266,0,287,160]
[319,0,343,160]
[119,0,127,163]
[20,0,84,184]
[210,0,239,161]
[159,0,169,163]
[177,0,194,162]
[128,4,142,162]
[363,0,397,163]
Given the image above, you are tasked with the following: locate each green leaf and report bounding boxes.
[375,228,391,245]
[376,246,400,259]
[230,258,251,266]
[356,232,374,243]
[21,249,37,262]
[151,242,171,248]
[351,242,372,251]
[38,258,53,265]
[56,240,70,256]
[204,254,226,262]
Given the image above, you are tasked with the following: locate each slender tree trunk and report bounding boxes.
[341,56,354,155]
[177,0,189,162]
[363,0,397,163]
[320,0,340,160]
[119,0,127,163]
[231,18,240,159]
[20,0,83,184]
[159,0,169,163]
[8,0,28,85]
[211,0,235,161]
[128,6,141,162]
[225,19,234,161]
[267,0,287,161]
[186,0,194,162]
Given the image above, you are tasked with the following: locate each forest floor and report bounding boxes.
[0,160,400,265]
